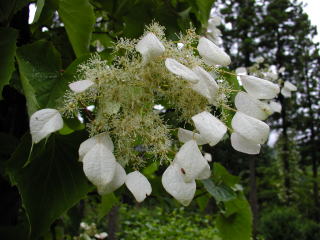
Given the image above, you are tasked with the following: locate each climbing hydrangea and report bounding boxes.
[29,22,282,206]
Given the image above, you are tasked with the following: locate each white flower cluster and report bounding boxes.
[29,29,285,206]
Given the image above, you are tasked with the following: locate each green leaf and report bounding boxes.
[0,27,18,99]
[32,0,45,23]
[6,132,92,240]
[16,40,62,115]
[16,40,91,115]
[213,162,239,187]
[201,179,236,202]
[97,193,119,221]
[58,0,95,57]
[0,0,28,23]
[216,194,252,240]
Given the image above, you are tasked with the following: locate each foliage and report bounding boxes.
[259,207,320,240]
[116,206,220,240]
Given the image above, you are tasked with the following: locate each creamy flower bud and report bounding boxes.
[197,37,231,66]
[30,108,64,143]
[79,132,114,162]
[135,32,165,63]
[178,128,207,145]
[204,153,212,162]
[165,58,199,83]
[232,111,270,144]
[162,164,196,206]
[240,75,280,99]
[98,162,126,195]
[125,171,152,202]
[69,80,94,93]
[231,132,261,155]
[174,140,210,182]
[82,143,117,191]
[192,111,227,146]
[235,91,273,120]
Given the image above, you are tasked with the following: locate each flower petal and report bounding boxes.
[125,171,152,202]
[165,58,199,83]
[178,128,207,145]
[196,163,211,180]
[269,101,282,113]
[204,153,212,162]
[162,164,196,206]
[69,80,94,93]
[235,91,273,120]
[82,143,117,190]
[231,132,261,155]
[197,37,231,66]
[98,162,126,195]
[135,32,165,63]
[174,140,210,182]
[79,132,114,162]
[240,75,280,99]
[30,108,64,143]
[192,111,227,146]
[284,81,297,91]
[192,66,219,101]
[232,111,270,144]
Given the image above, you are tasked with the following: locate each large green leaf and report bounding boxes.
[16,40,62,115]
[216,194,252,240]
[0,0,28,23]
[6,132,92,240]
[58,0,95,57]
[201,179,236,202]
[16,40,91,115]
[0,27,18,99]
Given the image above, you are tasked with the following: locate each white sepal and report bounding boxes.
[192,111,227,146]
[232,111,270,144]
[135,32,165,64]
[30,108,64,143]
[281,87,292,98]
[235,91,273,120]
[231,132,261,155]
[69,80,94,93]
[79,132,114,162]
[269,101,282,113]
[240,75,280,99]
[98,162,126,195]
[191,66,219,101]
[162,164,196,206]
[196,164,211,180]
[284,81,297,91]
[197,37,231,66]
[165,58,199,83]
[174,140,210,182]
[82,143,117,190]
[125,171,152,202]
[178,128,207,145]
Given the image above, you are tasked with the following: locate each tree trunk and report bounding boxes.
[249,157,258,240]
[107,206,119,240]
